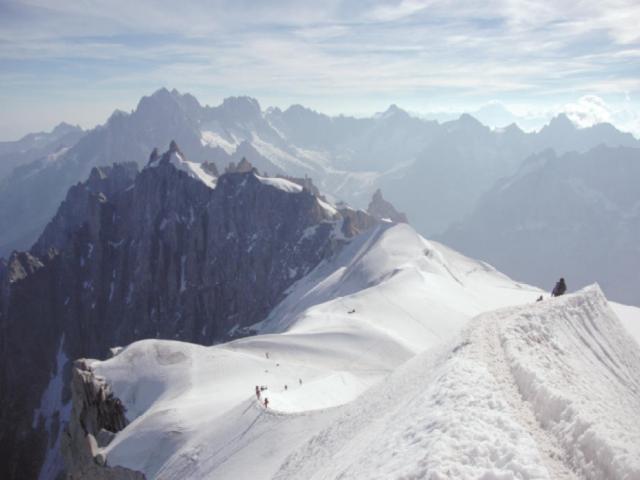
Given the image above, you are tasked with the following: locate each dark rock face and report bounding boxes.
[367,189,408,224]
[0,146,375,480]
[32,163,139,256]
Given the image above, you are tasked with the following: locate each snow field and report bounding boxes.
[255,174,304,193]
[275,287,640,480]
[87,224,640,479]
[91,224,542,478]
[501,286,640,479]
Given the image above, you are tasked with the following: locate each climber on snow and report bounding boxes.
[264,397,269,409]
[551,278,567,297]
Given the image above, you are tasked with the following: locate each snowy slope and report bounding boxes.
[611,302,640,346]
[275,286,640,480]
[89,223,541,478]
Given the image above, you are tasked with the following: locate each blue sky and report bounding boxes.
[1,0,639,139]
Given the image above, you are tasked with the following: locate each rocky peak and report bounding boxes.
[225,156,255,173]
[201,161,219,177]
[148,147,159,165]
[281,104,325,120]
[205,96,263,128]
[457,113,483,127]
[52,122,83,137]
[147,141,184,167]
[367,189,408,224]
[379,104,409,120]
[547,113,575,131]
[220,96,261,117]
[236,156,254,173]
[502,122,524,136]
[134,88,202,125]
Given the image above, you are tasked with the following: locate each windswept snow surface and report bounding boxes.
[89,225,640,479]
[275,286,640,480]
[255,174,304,193]
[200,130,239,154]
[611,302,640,345]
[90,223,542,478]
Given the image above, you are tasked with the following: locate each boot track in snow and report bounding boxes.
[470,309,579,479]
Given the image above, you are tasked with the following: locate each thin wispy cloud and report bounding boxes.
[1,0,639,139]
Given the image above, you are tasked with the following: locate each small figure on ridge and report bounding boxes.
[551,278,567,297]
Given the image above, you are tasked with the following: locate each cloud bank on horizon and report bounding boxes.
[1,0,639,139]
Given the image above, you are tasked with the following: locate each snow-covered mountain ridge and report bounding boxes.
[67,223,640,479]
[276,285,640,480]
[68,222,540,478]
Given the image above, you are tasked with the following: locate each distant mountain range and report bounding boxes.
[1,88,639,309]
[0,122,84,183]
[440,145,640,305]
[1,88,638,258]
[1,100,639,478]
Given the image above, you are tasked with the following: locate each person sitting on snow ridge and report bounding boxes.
[551,278,567,297]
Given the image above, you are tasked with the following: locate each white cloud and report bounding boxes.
[562,94,640,137]
[564,95,613,128]
[369,0,433,22]
[1,0,640,139]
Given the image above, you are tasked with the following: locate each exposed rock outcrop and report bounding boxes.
[62,360,144,479]
[367,188,408,223]
[225,156,255,173]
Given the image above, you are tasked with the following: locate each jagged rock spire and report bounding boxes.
[236,157,253,173]
[367,188,408,223]
[225,157,254,174]
[148,147,159,165]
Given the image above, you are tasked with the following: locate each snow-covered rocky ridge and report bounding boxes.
[66,221,640,479]
[74,249,640,479]
[277,285,640,480]
[0,145,382,480]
